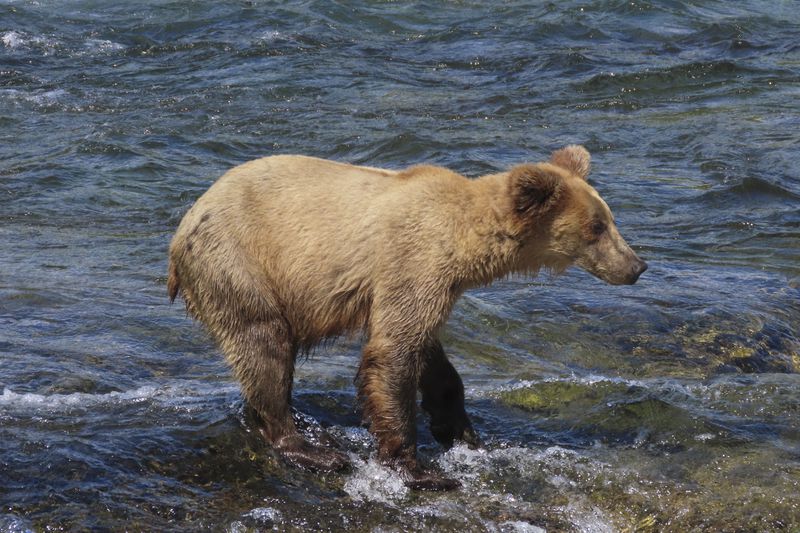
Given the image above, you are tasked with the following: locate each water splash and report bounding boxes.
[343,454,410,505]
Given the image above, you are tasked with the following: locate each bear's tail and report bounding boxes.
[167,259,180,303]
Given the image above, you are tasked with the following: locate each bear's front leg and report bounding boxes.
[420,339,480,449]
[357,336,459,491]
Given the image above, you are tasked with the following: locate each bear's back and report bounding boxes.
[172,155,472,344]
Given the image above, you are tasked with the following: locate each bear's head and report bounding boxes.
[509,145,647,285]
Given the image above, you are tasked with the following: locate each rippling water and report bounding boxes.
[2,1,799,531]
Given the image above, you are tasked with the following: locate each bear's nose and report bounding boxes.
[630,259,647,283]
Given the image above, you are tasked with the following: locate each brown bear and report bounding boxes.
[167,145,646,490]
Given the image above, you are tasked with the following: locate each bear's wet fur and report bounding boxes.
[167,145,646,490]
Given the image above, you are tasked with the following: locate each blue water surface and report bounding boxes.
[1,1,799,530]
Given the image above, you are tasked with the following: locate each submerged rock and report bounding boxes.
[636,315,799,376]
[500,381,628,414]
[499,380,731,449]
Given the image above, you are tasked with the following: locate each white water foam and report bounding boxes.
[257,30,282,42]
[2,30,123,55]
[559,500,616,533]
[493,374,643,395]
[0,514,34,533]
[1,31,25,49]
[406,498,551,531]
[0,30,59,53]
[83,38,125,53]
[439,444,618,532]
[226,521,245,533]
[439,443,594,486]
[0,385,161,410]
[499,521,547,533]
[244,507,282,523]
[0,88,68,107]
[342,454,409,504]
[245,507,283,523]
[228,506,283,532]
[0,382,239,414]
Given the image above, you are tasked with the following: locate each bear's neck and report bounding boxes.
[451,172,531,289]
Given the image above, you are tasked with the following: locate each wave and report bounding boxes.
[0,385,163,413]
[82,38,125,53]
[0,88,67,107]
[578,60,759,96]
[698,176,800,203]
[495,373,800,429]
[0,382,239,414]
[1,29,125,56]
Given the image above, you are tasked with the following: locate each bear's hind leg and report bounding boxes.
[420,340,480,449]
[225,318,349,472]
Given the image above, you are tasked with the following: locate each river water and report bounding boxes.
[1,1,799,531]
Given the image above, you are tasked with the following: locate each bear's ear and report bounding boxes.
[510,163,563,217]
[550,145,591,180]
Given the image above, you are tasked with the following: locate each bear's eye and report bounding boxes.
[590,220,606,237]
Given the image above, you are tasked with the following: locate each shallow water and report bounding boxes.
[1,1,799,531]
